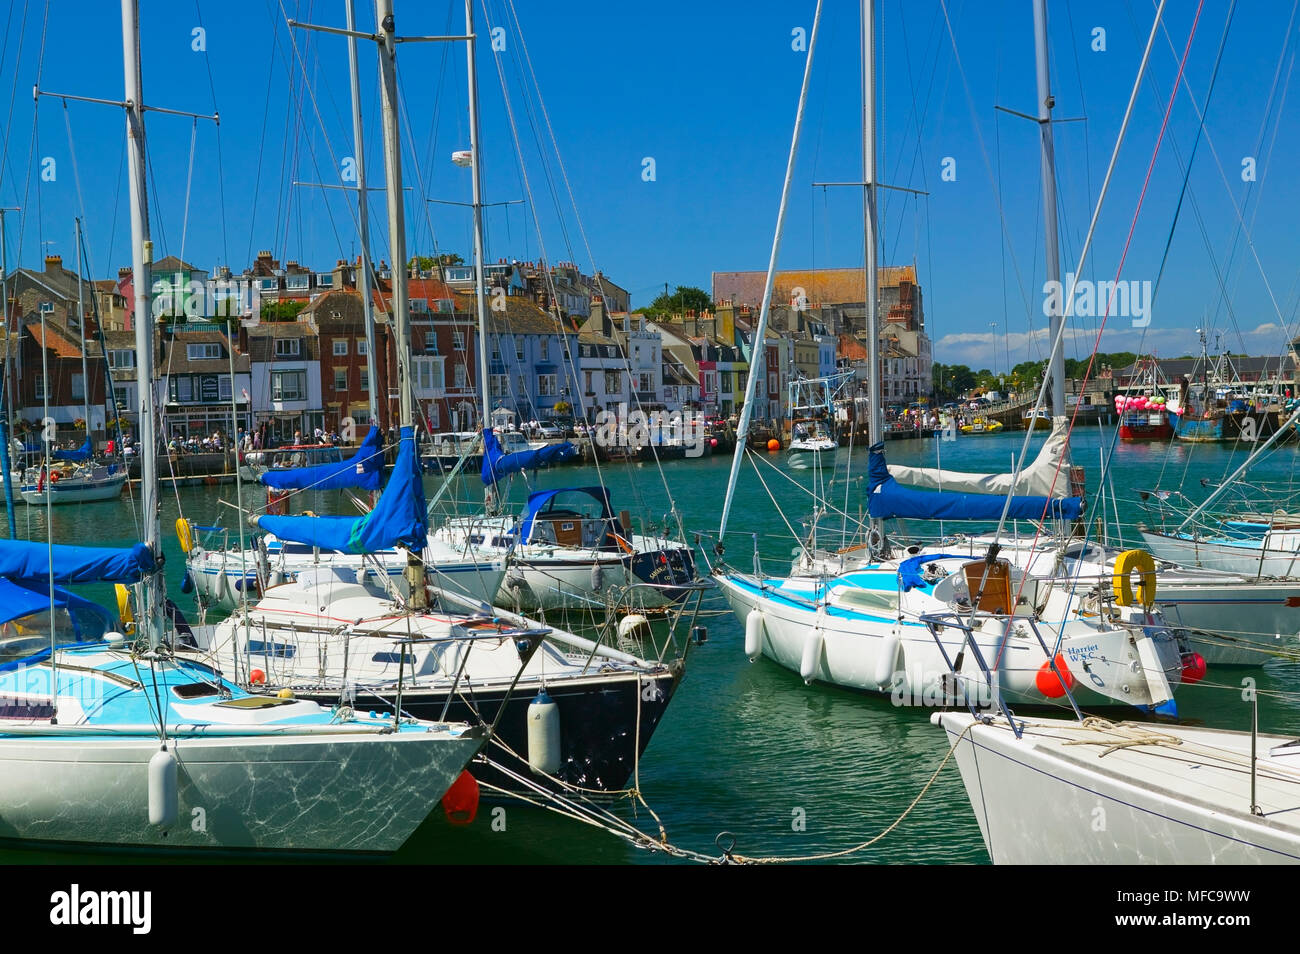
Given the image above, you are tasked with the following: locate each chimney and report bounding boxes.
[591,297,608,336]
[45,255,62,273]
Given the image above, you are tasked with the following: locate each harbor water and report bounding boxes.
[6,427,1300,864]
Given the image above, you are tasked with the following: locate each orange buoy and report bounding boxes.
[1034,653,1075,698]
[441,769,480,825]
[249,668,266,685]
[767,438,780,452]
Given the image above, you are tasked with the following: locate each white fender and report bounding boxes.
[148,747,178,827]
[744,609,765,661]
[874,631,901,688]
[210,567,228,604]
[527,689,562,776]
[800,628,823,684]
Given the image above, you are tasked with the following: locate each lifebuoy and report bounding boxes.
[175,517,194,554]
[1113,549,1157,609]
[50,470,60,483]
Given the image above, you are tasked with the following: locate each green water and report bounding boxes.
[7,429,1300,864]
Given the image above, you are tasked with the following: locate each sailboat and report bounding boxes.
[0,0,487,854]
[787,374,842,469]
[190,0,688,795]
[17,220,128,506]
[711,0,1185,714]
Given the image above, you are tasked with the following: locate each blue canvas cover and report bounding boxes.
[896,553,969,592]
[259,425,384,491]
[868,444,1083,522]
[0,577,112,629]
[518,486,612,544]
[481,428,577,486]
[0,539,156,586]
[255,427,427,554]
[52,437,92,462]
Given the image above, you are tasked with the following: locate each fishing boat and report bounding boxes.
[1116,356,1177,441]
[0,0,486,856]
[422,430,484,474]
[960,416,1002,435]
[786,375,845,469]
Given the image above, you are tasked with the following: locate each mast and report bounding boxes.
[717,0,823,538]
[375,0,425,607]
[465,0,491,442]
[74,219,90,443]
[121,0,162,646]
[345,0,380,428]
[864,0,882,446]
[1033,0,1065,418]
[0,208,16,537]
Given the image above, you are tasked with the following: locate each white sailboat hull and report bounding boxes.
[934,711,1300,864]
[1141,528,1300,578]
[18,471,127,505]
[715,571,1183,710]
[0,728,480,853]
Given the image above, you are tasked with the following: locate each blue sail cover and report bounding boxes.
[0,539,156,585]
[255,426,427,554]
[481,428,577,486]
[0,577,112,629]
[868,444,1083,522]
[518,486,612,544]
[259,425,384,491]
[52,437,92,462]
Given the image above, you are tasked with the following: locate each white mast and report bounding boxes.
[74,218,90,443]
[374,0,425,607]
[465,0,491,439]
[717,0,823,539]
[863,0,881,449]
[121,0,162,646]
[345,0,380,428]
[1033,0,1065,418]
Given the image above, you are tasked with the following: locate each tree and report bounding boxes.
[409,253,464,272]
[259,300,306,322]
[639,285,714,317]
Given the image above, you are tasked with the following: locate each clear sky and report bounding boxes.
[1,0,1297,372]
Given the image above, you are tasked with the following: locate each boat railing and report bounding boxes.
[916,610,1085,738]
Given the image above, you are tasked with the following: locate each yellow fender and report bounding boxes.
[175,517,195,555]
[1113,549,1157,609]
[115,583,136,635]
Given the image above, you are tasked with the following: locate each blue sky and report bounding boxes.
[1,0,1298,372]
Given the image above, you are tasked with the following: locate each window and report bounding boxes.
[219,377,232,401]
[187,343,221,361]
[428,403,440,428]
[604,371,621,394]
[489,374,508,397]
[333,339,348,357]
[257,277,277,291]
[271,370,306,401]
[539,338,549,361]
[423,333,439,355]
[514,337,524,360]
[453,364,466,389]
[69,373,84,402]
[639,372,654,394]
[357,339,368,356]
[275,338,301,358]
[538,374,557,397]
[170,376,193,403]
[108,349,135,369]
[719,372,733,393]
[285,274,309,290]
[452,329,466,350]
[584,370,593,393]
[334,369,347,391]
[113,385,130,412]
[517,374,526,397]
[435,298,454,314]
[360,369,369,393]
[414,358,444,393]
[39,301,54,315]
[316,273,333,288]
[491,340,501,362]
[409,298,428,314]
